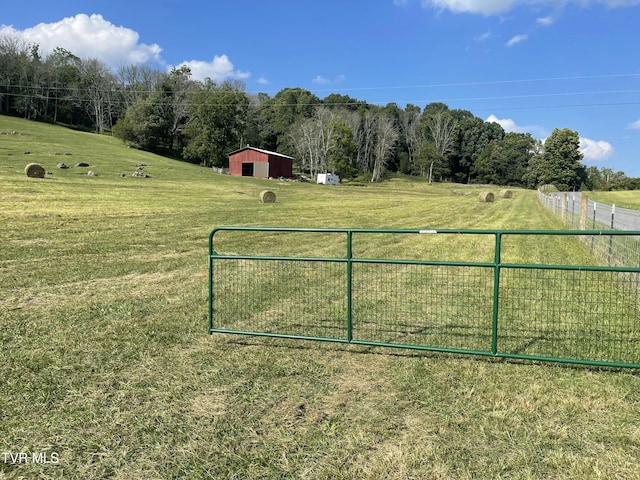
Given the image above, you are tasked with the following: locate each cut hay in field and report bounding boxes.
[260,190,277,203]
[24,163,45,178]
[478,191,494,203]
[500,189,513,199]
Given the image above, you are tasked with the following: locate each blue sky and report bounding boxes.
[2,0,640,175]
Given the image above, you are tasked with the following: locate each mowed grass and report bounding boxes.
[1,115,640,479]
[584,190,640,211]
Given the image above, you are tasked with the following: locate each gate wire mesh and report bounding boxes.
[210,227,640,368]
[538,189,640,268]
[212,259,346,340]
[351,263,493,351]
[499,267,640,364]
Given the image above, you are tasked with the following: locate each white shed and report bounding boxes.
[317,173,339,185]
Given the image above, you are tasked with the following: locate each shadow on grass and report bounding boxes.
[213,333,640,374]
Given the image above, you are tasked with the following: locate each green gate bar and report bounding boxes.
[209,227,640,369]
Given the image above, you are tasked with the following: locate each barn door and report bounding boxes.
[253,162,269,178]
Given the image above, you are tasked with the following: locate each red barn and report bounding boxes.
[228,146,294,178]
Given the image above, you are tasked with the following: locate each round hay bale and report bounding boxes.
[260,190,276,203]
[478,191,494,203]
[24,163,45,178]
[500,189,513,199]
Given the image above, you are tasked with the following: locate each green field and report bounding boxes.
[584,190,640,211]
[2,115,640,479]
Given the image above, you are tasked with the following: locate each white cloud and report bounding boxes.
[418,0,640,15]
[486,114,519,132]
[422,0,516,15]
[312,75,330,85]
[627,119,640,129]
[0,14,162,66]
[0,14,251,82]
[312,74,346,85]
[536,15,555,25]
[579,137,615,161]
[257,76,270,85]
[475,31,492,41]
[506,34,528,46]
[486,114,547,137]
[596,0,640,5]
[173,55,250,82]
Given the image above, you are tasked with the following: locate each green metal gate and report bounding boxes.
[209,227,640,368]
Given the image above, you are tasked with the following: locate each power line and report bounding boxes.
[2,71,640,99]
[409,89,640,104]
[457,101,640,112]
[302,73,640,93]
[3,88,640,110]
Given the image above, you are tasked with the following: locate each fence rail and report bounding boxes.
[209,227,640,368]
[538,189,640,267]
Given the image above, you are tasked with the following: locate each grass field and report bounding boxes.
[2,115,640,479]
[584,190,640,211]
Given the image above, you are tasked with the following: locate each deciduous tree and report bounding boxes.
[79,58,117,133]
[371,114,399,182]
[258,87,320,152]
[473,132,535,186]
[537,128,585,190]
[399,104,421,171]
[182,80,249,167]
[427,112,457,184]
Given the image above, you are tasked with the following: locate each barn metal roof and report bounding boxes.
[229,146,294,160]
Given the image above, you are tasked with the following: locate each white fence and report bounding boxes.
[538,189,640,267]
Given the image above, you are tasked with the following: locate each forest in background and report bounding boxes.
[1,35,638,190]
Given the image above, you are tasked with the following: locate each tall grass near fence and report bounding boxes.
[2,115,640,479]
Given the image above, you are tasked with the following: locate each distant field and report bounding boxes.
[2,115,640,480]
[584,190,640,210]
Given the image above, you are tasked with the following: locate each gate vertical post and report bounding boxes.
[491,232,502,355]
[208,230,215,334]
[346,230,353,343]
[208,254,213,333]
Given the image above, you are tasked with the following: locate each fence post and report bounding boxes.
[580,195,588,230]
[591,202,598,251]
[609,205,615,265]
[561,193,567,223]
[611,204,616,229]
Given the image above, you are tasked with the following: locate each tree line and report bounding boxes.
[2,35,638,190]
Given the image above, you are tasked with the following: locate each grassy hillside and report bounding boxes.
[2,115,640,480]
[584,190,640,210]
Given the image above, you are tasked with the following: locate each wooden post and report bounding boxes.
[580,195,588,230]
